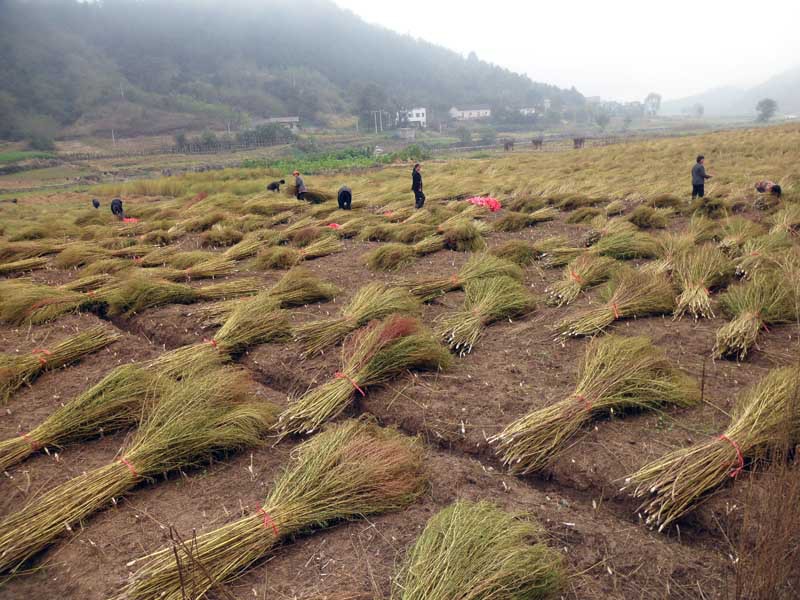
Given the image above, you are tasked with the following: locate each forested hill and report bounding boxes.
[0,0,583,141]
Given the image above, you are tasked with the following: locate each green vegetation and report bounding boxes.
[242,145,431,174]
[0,151,55,164]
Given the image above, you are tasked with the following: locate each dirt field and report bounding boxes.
[1,126,799,599]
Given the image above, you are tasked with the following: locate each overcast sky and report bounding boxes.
[333,0,799,102]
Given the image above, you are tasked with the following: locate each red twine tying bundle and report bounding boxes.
[118,457,139,478]
[335,371,365,397]
[133,256,142,263]
[575,394,592,412]
[86,290,96,298]
[611,303,620,319]
[449,274,460,286]
[257,506,280,537]
[719,434,744,478]
[569,269,585,285]
[32,348,52,366]
[204,338,219,350]
[20,432,41,451]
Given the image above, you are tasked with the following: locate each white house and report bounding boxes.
[519,107,537,116]
[398,107,427,128]
[449,105,491,121]
[259,116,300,130]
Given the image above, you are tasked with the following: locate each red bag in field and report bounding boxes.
[467,196,502,212]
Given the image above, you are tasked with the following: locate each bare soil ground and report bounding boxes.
[1,196,796,599]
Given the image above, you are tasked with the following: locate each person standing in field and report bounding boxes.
[691,155,712,200]
[293,170,308,201]
[411,163,425,209]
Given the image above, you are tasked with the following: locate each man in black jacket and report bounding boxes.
[691,155,712,199]
[411,163,425,209]
[337,185,352,210]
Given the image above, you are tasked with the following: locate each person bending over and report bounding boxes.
[110,197,124,220]
[337,185,352,210]
[755,180,782,199]
[267,179,285,193]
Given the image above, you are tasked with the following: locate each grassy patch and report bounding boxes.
[0,151,55,164]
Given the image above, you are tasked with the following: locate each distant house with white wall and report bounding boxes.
[258,116,300,130]
[398,107,427,128]
[519,107,538,116]
[449,105,491,121]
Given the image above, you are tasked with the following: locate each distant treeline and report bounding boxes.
[0,0,584,145]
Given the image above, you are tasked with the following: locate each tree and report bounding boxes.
[456,127,471,146]
[756,98,777,122]
[174,132,187,149]
[644,93,662,117]
[478,127,497,145]
[594,110,611,131]
[692,103,704,118]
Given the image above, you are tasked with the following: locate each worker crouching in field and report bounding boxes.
[411,163,425,209]
[293,170,308,201]
[110,197,124,220]
[267,179,285,192]
[755,180,782,199]
[337,185,352,210]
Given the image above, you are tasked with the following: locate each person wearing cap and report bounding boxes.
[691,155,712,200]
[293,170,308,201]
[411,163,425,209]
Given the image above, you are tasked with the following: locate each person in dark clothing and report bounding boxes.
[293,170,307,201]
[266,179,285,193]
[691,155,712,199]
[337,185,352,210]
[755,180,782,199]
[92,198,100,209]
[110,197,124,220]
[411,163,425,209]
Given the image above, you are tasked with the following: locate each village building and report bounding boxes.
[448,105,491,121]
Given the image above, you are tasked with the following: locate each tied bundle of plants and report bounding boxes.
[285,185,330,204]
[0,345,227,473]
[279,316,450,436]
[0,241,61,263]
[253,235,343,269]
[673,245,734,319]
[545,254,617,307]
[222,235,272,261]
[437,276,535,356]
[295,283,419,357]
[244,197,304,217]
[490,240,539,267]
[565,206,603,224]
[392,500,565,600]
[105,275,260,316]
[642,231,695,275]
[409,254,523,302]
[769,203,800,236]
[627,205,670,229]
[0,368,276,574]
[580,216,637,247]
[119,419,425,600]
[0,326,120,404]
[493,207,558,232]
[734,232,793,279]
[591,230,659,260]
[557,269,676,338]
[194,268,339,326]
[365,243,417,271]
[712,272,798,360]
[334,216,378,239]
[145,256,239,281]
[718,216,766,255]
[491,335,698,474]
[392,223,435,244]
[0,257,49,276]
[625,367,800,530]
[0,279,109,325]
[53,242,109,269]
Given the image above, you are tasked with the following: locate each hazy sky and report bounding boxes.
[333,0,799,101]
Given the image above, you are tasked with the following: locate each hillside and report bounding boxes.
[662,65,800,116]
[0,0,583,142]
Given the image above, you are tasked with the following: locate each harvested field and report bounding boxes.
[1,124,799,599]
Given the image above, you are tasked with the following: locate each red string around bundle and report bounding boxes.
[718,434,744,478]
[569,269,585,285]
[257,505,280,537]
[204,338,219,350]
[449,274,460,286]
[575,394,592,412]
[118,457,139,478]
[31,348,52,366]
[20,432,42,451]
[335,371,365,397]
[611,302,620,319]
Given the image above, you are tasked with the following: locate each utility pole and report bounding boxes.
[378,110,383,132]
[372,111,379,135]
[119,82,125,99]
[112,129,116,146]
